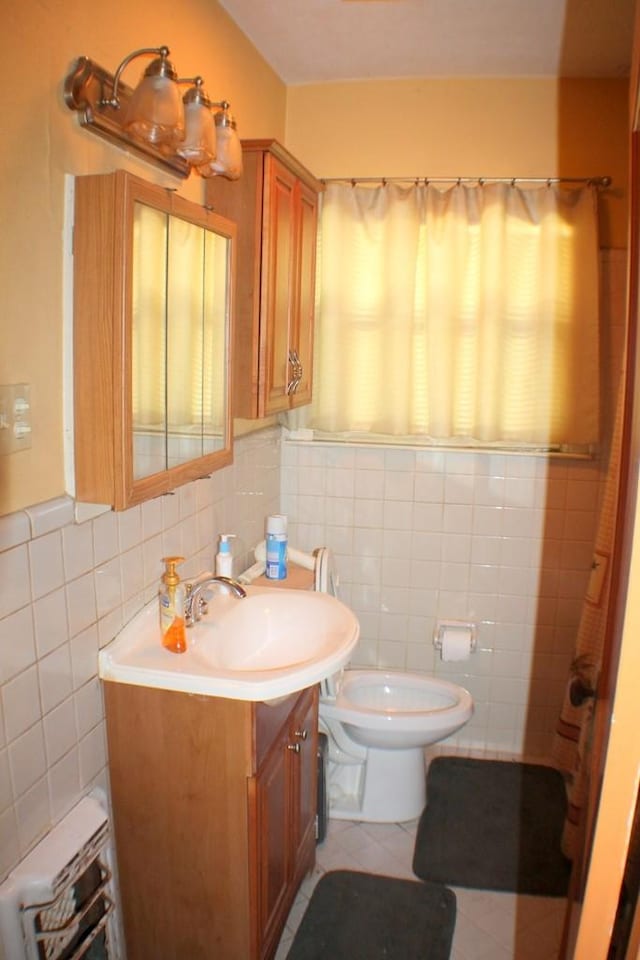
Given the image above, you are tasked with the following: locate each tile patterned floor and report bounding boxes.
[275,817,567,960]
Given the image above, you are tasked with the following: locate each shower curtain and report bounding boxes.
[551,380,625,860]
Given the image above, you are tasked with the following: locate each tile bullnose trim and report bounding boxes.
[75,502,111,525]
[0,510,31,552]
[25,496,75,539]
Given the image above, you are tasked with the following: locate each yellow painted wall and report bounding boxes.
[285,76,629,248]
[0,0,286,516]
[0,4,629,517]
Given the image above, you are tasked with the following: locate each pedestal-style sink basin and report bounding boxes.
[193,590,352,672]
[98,585,359,701]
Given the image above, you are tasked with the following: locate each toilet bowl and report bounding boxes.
[319,669,473,822]
[314,548,474,823]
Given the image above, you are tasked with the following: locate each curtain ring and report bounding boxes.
[456,177,462,186]
[511,178,516,187]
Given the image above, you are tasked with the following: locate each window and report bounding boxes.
[307,181,600,451]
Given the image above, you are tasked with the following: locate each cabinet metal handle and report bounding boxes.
[287,350,303,395]
[287,742,301,754]
[294,729,308,740]
[292,350,303,394]
[287,349,296,395]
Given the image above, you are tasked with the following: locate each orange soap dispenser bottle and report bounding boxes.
[159,556,187,654]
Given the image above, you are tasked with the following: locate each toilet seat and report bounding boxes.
[321,670,473,749]
[337,670,467,718]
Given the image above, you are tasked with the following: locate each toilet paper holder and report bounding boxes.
[432,619,477,653]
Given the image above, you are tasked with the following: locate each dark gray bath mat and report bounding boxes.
[286,869,456,959]
[412,757,572,896]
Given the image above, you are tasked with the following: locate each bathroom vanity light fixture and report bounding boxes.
[64,46,242,180]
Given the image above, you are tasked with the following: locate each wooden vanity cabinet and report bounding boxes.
[205,140,322,419]
[103,681,318,960]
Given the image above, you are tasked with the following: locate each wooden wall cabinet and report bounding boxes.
[104,681,318,960]
[205,140,322,419]
[73,170,236,510]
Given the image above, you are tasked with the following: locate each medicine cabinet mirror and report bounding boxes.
[73,170,235,509]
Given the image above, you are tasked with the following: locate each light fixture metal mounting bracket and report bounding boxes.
[64,56,190,178]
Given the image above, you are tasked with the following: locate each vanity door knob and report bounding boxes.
[287,742,301,754]
[294,729,308,740]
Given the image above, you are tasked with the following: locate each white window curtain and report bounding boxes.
[308,180,600,449]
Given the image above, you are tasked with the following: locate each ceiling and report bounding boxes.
[218,0,636,86]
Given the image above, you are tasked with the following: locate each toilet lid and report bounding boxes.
[314,547,340,598]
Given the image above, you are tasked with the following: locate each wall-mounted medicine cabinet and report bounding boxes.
[73,170,235,510]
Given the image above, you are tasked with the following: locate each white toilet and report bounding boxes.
[314,548,474,823]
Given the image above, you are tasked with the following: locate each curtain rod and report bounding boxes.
[321,175,612,188]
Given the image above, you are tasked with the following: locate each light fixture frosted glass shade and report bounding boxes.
[176,99,216,165]
[125,74,185,147]
[198,114,242,180]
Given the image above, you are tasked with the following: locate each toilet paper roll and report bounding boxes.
[439,624,474,662]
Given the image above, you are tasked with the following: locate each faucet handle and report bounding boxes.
[185,570,214,595]
[185,575,246,627]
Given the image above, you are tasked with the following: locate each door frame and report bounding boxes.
[568,37,640,954]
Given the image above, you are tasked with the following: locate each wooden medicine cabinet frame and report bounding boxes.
[73,170,236,510]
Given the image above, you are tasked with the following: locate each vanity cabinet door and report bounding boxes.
[253,722,291,959]
[289,686,319,884]
[104,678,317,960]
[251,685,319,960]
[205,139,321,420]
[103,683,255,960]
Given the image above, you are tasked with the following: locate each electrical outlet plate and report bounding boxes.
[0,383,32,455]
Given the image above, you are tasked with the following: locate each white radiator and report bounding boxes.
[0,793,121,960]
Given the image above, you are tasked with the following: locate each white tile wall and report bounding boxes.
[0,427,280,882]
[282,441,603,758]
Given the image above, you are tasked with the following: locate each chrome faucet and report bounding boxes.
[185,575,247,627]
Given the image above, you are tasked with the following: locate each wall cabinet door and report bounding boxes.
[205,140,321,420]
[290,180,319,410]
[262,156,298,415]
[73,170,235,509]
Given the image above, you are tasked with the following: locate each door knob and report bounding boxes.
[287,742,301,754]
[569,677,596,707]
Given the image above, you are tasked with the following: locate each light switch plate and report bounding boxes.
[0,383,32,455]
